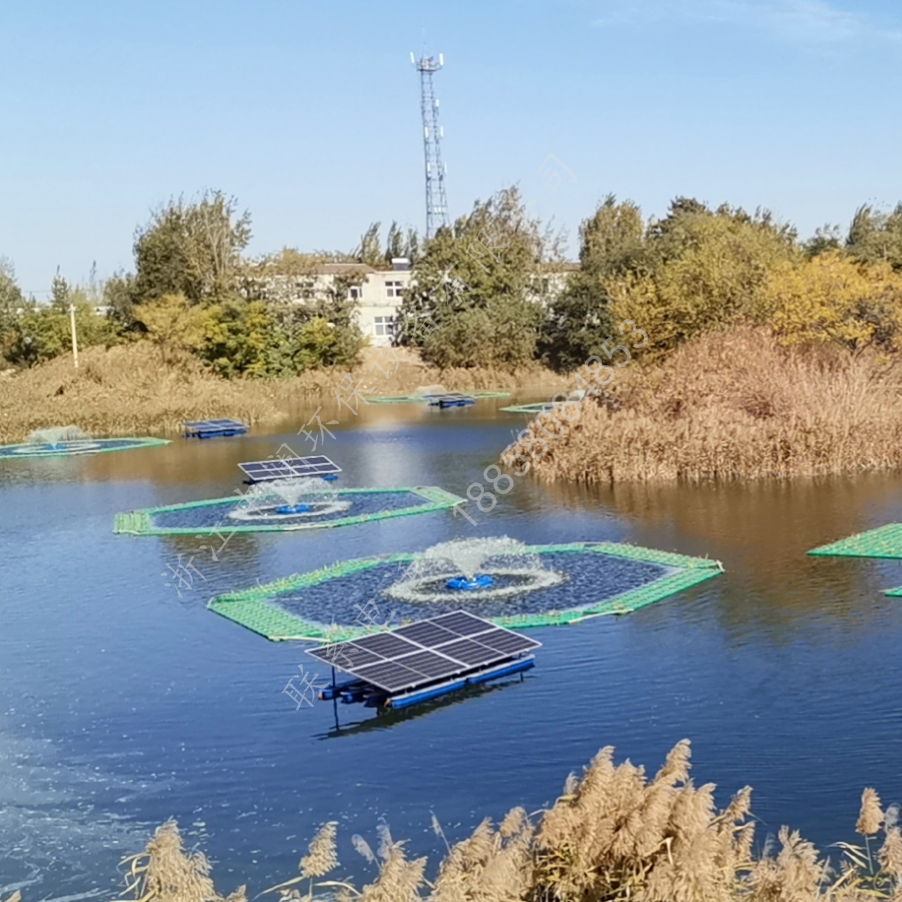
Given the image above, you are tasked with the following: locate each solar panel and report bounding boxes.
[429,611,497,638]
[184,419,248,430]
[305,611,541,694]
[238,455,341,482]
[392,621,459,647]
[351,632,421,658]
[395,650,463,679]
[307,643,382,668]
[352,660,424,693]
[434,638,500,668]
[468,629,538,656]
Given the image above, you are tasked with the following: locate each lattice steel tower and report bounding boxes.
[411,50,450,240]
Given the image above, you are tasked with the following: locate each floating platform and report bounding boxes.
[183,419,249,439]
[114,486,465,536]
[239,455,341,484]
[207,541,723,642]
[809,524,902,597]
[427,393,475,408]
[308,610,541,710]
[0,437,170,460]
[808,524,902,559]
[369,390,511,404]
[499,402,555,415]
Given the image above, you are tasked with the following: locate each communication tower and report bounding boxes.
[411,50,450,240]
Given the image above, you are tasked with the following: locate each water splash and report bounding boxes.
[26,426,90,448]
[386,537,565,604]
[228,477,352,521]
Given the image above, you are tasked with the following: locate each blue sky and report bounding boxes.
[2,0,902,296]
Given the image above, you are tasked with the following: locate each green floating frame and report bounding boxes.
[499,403,555,414]
[114,486,465,536]
[207,540,724,641]
[0,437,170,460]
[807,524,902,559]
[369,390,511,404]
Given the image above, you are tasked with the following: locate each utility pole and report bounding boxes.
[411,50,450,240]
[69,303,78,368]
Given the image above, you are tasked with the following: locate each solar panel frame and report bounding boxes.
[184,418,248,430]
[238,456,341,482]
[304,611,541,694]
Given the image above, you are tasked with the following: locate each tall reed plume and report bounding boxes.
[88,740,902,902]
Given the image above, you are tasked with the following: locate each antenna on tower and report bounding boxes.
[411,49,450,241]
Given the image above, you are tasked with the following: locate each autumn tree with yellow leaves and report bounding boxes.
[762,251,902,357]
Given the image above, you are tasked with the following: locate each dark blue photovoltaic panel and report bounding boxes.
[304,611,540,693]
[184,419,248,430]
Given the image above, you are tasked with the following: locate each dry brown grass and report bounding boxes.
[0,342,567,443]
[88,740,902,902]
[504,325,902,484]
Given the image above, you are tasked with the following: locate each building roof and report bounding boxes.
[316,262,377,275]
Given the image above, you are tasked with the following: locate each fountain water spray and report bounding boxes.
[386,537,565,603]
[228,477,352,521]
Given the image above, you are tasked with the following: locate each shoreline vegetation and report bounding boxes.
[6,189,902,476]
[0,341,569,444]
[8,740,902,902]
[504,326,902,484]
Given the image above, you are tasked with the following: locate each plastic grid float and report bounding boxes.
[0,437,170,460]
[808,524,902,597]
[207,541,724,641]
[807,524,902,559]
[499,403,556,415]
[113,486,465,535]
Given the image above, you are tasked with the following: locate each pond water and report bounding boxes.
[3,394,902,899]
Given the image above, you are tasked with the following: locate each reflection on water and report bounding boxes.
[4,394,902,896]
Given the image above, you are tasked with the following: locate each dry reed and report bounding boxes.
[82,740,902,902]
[0,342,567,443]
[503,326,902,484]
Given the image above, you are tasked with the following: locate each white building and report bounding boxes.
[259,258,578,349]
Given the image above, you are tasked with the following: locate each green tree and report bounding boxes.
[540,195,640,371]
[354,222,382,268]
[132,190,251,305]
[0,258,25,357]
[846,203,902,270]
[400,186,557,369]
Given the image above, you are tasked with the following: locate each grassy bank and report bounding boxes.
[504,326,902,484]
[0,342,568,444]
[9,740,900,902]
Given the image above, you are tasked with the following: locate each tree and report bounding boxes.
[846,203,902,270]
[133,293,207,363]
[540,195,639,371]
[607,204,798,360]
[132,190,251,305]
[354,222,382,268]
[763,250,902,356]
[804,224,843,259]
[0,258,25,356]
[399,186,558,369]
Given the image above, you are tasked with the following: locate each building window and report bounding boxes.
[347,285,362,300]
[374,316,396,337]
[385,280,403,299]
